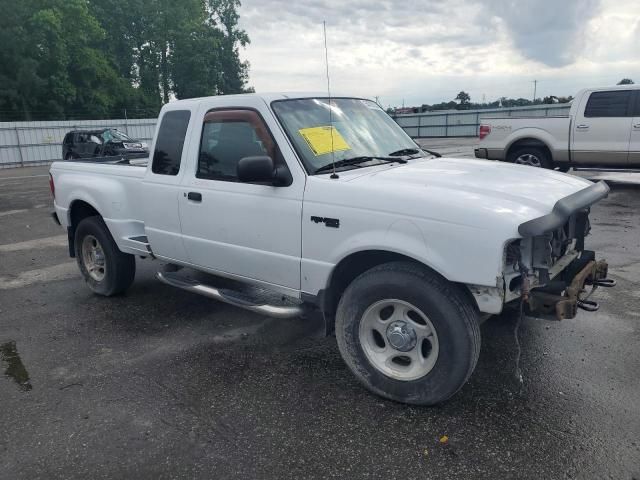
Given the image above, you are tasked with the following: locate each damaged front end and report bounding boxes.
[503,181,615,320]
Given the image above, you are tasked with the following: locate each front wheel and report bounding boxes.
[74,216,136,296]
[335,262,481,405]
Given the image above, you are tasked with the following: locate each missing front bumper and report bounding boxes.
[527,258,612,320]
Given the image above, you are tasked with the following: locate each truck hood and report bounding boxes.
[350,157,590,208]
[334,157,594,233]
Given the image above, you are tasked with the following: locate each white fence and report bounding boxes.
[0,118,157,168]
[394,104,571,138]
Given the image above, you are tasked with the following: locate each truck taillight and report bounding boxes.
[479,124,491,140]
[49,173,55,200]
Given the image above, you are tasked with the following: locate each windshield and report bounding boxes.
[271,98,424,174]
[104,129,133,142]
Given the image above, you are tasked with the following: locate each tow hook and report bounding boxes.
[527,259,613,320]
[577,298,599,312]
[576,277,616,312]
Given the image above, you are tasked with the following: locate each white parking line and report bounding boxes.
[0,209,28,217]
[0,235,67,253]
[0,262,77,289]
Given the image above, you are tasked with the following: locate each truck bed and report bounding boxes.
[477,116,572,162]
[50,159,149,256]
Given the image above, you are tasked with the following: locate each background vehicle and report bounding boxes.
[49,93,612,405]
[475,84,640,170]
[62,128,148,160]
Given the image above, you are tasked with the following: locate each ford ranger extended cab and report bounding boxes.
[475,85,640,170]
[49,93,614,405]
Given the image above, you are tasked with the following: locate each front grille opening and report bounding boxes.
[505,240,521,268]
[509,275,523,292]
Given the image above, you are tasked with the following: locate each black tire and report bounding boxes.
[74,216,135,296]
[508,146,552,169]
[65,153,73,161]
[335,261,481,406]
[555,164,570,173]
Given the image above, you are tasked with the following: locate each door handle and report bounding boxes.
[633,124,640,129]
[576,124,589,129]
[187,192,202,202]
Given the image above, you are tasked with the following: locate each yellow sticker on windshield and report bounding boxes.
[298,126,350,156]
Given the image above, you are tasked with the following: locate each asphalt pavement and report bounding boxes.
[0,156,639,479]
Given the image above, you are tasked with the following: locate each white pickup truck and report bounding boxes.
[49,93,614,405]
[475,85,640,170]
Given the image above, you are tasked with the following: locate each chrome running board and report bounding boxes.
[156,271,305,319]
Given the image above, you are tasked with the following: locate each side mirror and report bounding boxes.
[237,156,291,186]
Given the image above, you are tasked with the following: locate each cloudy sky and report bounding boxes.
[238,0,640,108]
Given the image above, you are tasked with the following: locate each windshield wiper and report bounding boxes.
[388,148,420,156]
[315,156,405,174]
[420,148,442,158]
[388,147,442,158]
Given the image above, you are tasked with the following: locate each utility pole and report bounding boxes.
[532,80,538,103]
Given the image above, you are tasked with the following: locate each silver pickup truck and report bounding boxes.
[475,85,640,170]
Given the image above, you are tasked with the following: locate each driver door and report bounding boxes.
[179,107,305,291]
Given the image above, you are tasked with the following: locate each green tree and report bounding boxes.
[92,0,252,103]
[0,0,149,120]
[454,91,471,109]
[209,0,251,94]
[0,0,252,120]
[617,78,634,85]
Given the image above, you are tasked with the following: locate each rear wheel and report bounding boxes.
[509,146,552,169]
[335,261,481,405]
[74,216,135,296]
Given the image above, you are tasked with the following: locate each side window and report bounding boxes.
[584,90,632,118]
[152,110,191,176]
[197,109,276,182]
[633,92,640,117]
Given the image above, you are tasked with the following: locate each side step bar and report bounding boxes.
[156,271,305,319]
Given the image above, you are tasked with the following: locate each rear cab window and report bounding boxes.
[584,90,633,117]
[152,110,191,175]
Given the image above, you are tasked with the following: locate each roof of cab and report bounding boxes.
[163,91,369,107]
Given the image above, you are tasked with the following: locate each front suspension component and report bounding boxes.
[527,258,611,320]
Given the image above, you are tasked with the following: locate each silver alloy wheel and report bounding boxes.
[81,235,106,281]
[515,153,542,167]
[359,299,439,381]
